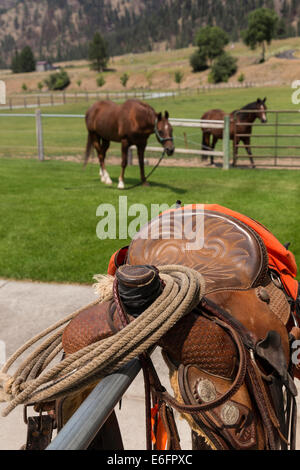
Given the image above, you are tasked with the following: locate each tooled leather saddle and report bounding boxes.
[27,206,300,450]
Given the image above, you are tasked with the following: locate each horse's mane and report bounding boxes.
[137,100,156,118]
[231,101,262,117]
[240,101,261,111]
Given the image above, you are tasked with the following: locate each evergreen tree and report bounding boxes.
[88,32,109,72]
[11,46,35,73]
[11,50,21,73]
[18,46,36,72]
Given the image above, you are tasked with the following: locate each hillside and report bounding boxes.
[0,0,300,67]
[2,37,300,97]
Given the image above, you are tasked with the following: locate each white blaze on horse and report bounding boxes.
[202,98,268,168]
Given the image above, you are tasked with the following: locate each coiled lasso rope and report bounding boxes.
[0,265,205,417]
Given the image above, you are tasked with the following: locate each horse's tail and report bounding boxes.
[84,130,93,168]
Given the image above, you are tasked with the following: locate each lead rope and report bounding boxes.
[123,149,166,190]
[0,265,205,417]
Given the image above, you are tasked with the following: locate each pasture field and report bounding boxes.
[0,158,299,284]
[0,85,299,166]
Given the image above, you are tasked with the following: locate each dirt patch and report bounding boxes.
[8,153,300,170]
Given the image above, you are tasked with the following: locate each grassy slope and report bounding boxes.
[2,37,300,95]
[0,157,299,283]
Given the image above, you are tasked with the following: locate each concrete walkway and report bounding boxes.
[0,278,299,450]
[0,278,190,450]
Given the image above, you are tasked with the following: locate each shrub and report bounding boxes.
[174,70,184,88]
[96,75,105,87]
[44,69,70,91]
[120,72,129,88]
[238,73,245,83]
[22,83,27,91]
[209,53,238,84]
[190,50,208,72]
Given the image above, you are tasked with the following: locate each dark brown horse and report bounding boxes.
[84,99,174,189]
[201,98,268,168]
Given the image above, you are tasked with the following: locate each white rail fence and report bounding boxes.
[0,111,231,169]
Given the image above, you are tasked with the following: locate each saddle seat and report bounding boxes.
[127,206,269,295]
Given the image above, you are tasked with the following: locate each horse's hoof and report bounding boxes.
[105,178,113,185]
[251,165,256,169]
[118,180,125,190]
[142,181,150,187]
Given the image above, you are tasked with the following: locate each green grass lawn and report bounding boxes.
[0,157,299,284]
[0,86,300,164]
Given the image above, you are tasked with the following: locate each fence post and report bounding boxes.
[223,115,230,170]
[35,109,44,161]
[275,111,278,167]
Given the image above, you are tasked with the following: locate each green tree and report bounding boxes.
[174,70,184,89]
[120,72,129,88]
[88,32,109,72]
[190,26,229,72]
[190,49,208,72]
[19,46,36,72]
[209,53,238,84]
[37,81,43,91]
[242,8,278,63]
[11,46,35,73]
[11,50,21,73]
[197,26,229,65]
[96,74,105,87]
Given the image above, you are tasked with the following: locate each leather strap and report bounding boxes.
[24,415,54,450]
[159,402,181,450]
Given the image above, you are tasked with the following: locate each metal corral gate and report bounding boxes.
[0,111,231,170]
[233,110,300,168]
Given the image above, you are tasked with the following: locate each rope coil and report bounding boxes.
[0,265,205,417]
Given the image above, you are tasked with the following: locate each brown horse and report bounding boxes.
[201,98,268,168]
[84,99,174,189]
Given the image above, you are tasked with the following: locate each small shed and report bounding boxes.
[36,61,55,72]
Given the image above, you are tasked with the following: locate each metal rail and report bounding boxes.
[0,112,229,167]
[233,109,300,166]
[46,357,142,450]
